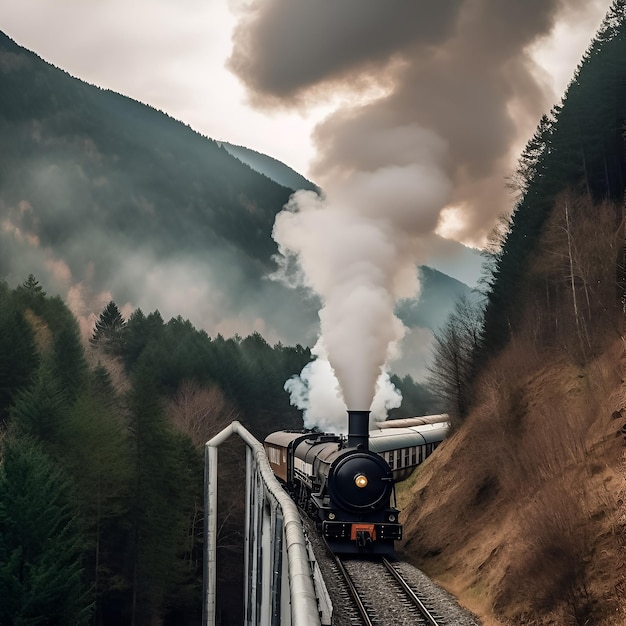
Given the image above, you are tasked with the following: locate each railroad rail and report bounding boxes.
[382,557,442,626]
[332,552,448,626]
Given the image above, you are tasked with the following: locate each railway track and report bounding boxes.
[333,553,447,626]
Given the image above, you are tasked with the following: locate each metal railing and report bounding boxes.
[203,421,322,626]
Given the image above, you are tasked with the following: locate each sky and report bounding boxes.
[0,1,615,421]
[0,1,610,245]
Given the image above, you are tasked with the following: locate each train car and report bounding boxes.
[376,414,449,429]
[264,411,402,555]
[369,419,449,481]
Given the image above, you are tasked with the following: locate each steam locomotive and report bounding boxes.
[264,410,447,554]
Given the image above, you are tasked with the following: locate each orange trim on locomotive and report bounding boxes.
[350,523,376,541]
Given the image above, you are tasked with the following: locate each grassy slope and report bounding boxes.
[397,337,626,625]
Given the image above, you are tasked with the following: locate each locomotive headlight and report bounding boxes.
[354,474,368,489]
[328,512,336,520]
[388,514,396,522]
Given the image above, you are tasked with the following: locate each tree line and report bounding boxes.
[0,274,438,624]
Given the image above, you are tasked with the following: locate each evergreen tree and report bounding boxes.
[122,309,164,371]
[9,362,69,444]
[480,0,626,359]
[126,367,192,624]
[13,274,47,315]
[90,301,126,354]
[22,274,45,296]
[388,374,443,419]
[0,436,92,625]
[59,390,132,625]
[0,302,40,422]
[52,317,87,401]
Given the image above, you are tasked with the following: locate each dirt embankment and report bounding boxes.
[398,338,626,626]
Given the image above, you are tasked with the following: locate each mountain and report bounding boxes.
[217,141,318,194]
[219,142,484,288]
[0,30,474,377]
[396,266,478,332]
[0,30,320,343]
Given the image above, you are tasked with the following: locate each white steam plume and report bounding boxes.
[273,125,450,433]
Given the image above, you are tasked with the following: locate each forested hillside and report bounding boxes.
[0,277,307,624]
[218,140,318,194]
[403,4,626,625]
[0,273,442,624]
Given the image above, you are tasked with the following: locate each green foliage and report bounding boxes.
[52,315,87,401]
[0,277,313,624]
[388,374,443,419]
[0,436,92,625]
[126,367,199,623]
[57,388,132,620]
[0,297,39,422]
[13,275,47,314]
[120,314,308,439]
[480,1,626,358]
[9,362,70,444]
[90,300,126,354]
[121,309,164,371]
[0,29,296,285]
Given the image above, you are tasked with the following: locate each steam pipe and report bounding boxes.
[347,410,370,450]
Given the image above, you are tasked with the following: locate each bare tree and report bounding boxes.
[166,380,245,562]
[538,190,622,356]
[167,379,240,449]
[427,296,484,431]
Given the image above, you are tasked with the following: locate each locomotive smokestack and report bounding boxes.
[347,410,370,450]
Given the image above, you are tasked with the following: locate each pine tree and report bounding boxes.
[52,317,87,401]
[0,303,40,421]
[9,362,69,444]
[90,301,126,354]
[22,274,45,295]
[0,436,92,625]
[126,367,190,624]
[59,390,132,624]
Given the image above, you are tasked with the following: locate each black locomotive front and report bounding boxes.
[285,410,402,554]
[315,446,401,554]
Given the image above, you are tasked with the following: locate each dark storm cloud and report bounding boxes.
[229,0,595,243]
[227,0,463,103]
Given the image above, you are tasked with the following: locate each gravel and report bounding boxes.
[300,513,482,625]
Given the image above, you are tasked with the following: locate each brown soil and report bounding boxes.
[397,338,626,625]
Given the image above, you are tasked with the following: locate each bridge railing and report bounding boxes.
[203,421,323,626]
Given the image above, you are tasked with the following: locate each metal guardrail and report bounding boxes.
[203,421,322,626]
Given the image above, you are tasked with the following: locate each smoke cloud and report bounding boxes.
[272,130,450,428]
[229,0,602,245]
[231,0,606,430]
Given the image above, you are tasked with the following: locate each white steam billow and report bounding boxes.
[273,130,450,433]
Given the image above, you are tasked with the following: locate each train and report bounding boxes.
[264,411,448,554]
